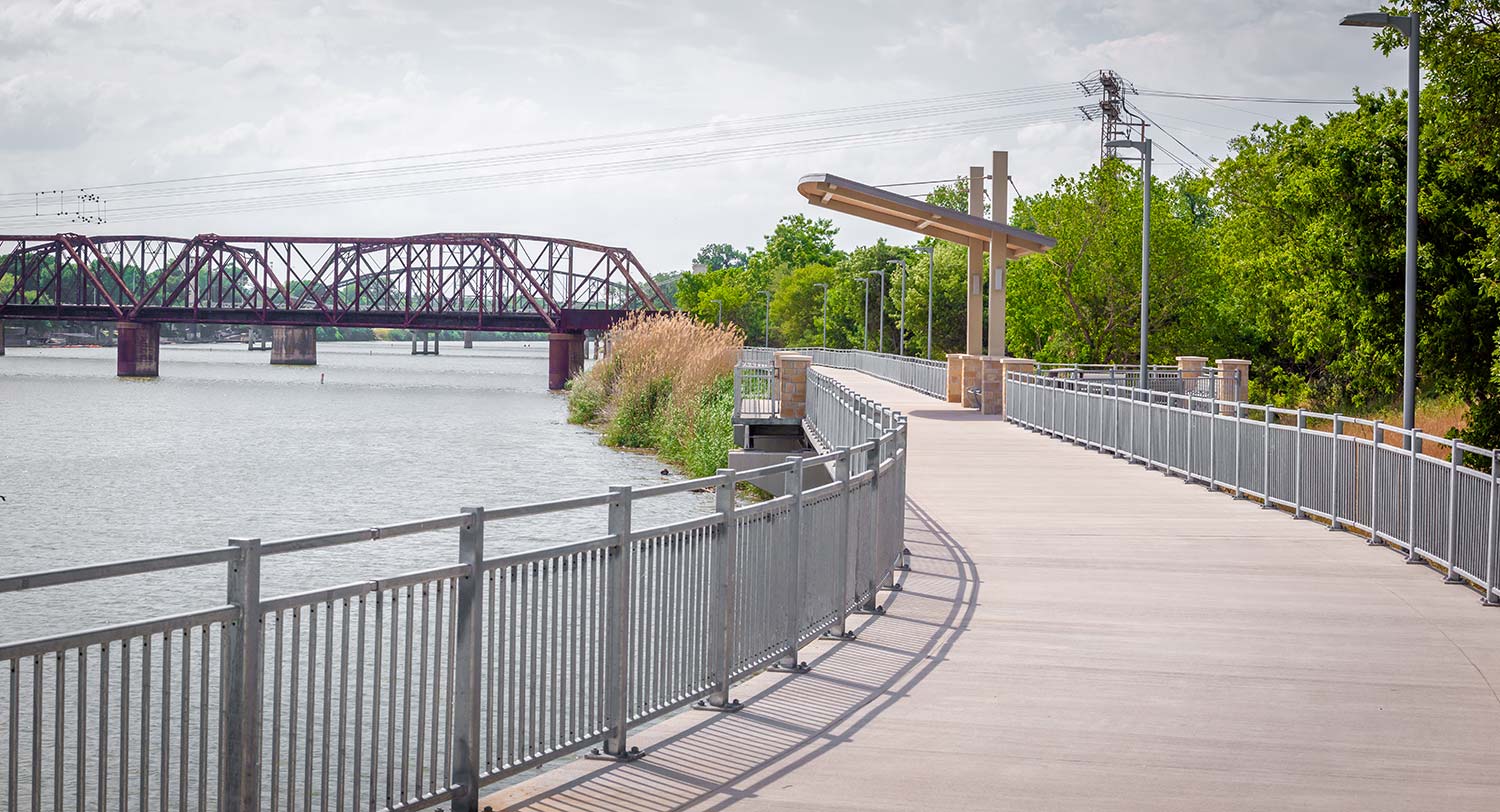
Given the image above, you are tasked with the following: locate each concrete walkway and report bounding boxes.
[486,369,1500,811]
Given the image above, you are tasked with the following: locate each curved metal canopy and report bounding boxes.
[796,173,1056,256]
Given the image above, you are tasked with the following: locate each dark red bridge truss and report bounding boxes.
[0,233,670,332]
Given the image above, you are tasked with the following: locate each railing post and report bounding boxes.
[1186,393,1195,482]
[1330,415,1342,530]
[1233,401,1244,499]
[1165,393,1175,475]
[221,537,263,812]
[858,439,883,614]
[699,470,743,711]
[1406,431,1421,563]
[1371,422,1385,545]
[827,448,856,639]
[773,456,810,672]
[1445,446,1463,583]
[1262,408,1273,509]
[451,506,484,812]
[1294,409,1305,519]
[1146,389,1154,469]
[1207,393,1217,490]
[1484,450,1498,605]
[594,486,640,760]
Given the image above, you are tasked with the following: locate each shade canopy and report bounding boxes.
[796,173,1056,256]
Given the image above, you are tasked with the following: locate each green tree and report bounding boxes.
[691,243,749,270]
[771,264,838,347]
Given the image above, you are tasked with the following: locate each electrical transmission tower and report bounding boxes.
[1076,69,1147,163]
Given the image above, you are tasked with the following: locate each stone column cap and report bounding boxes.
[773,352,812,362]
[1175,355,1208,362]
[1216,358,1252,366]
[999,356,1036,364]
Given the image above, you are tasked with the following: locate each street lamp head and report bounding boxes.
[917,245,935,256]
[1105,138,1149,154]
[1340,11,1412,39]
[869,270,885,278]
[813,283,827,291]
[886,259,906,269]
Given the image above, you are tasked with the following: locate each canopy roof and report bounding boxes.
[796,173,1056,256]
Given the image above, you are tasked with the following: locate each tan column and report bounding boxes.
[1176,355,1207,380]
[773,352,812,419]
[945,353,968,403]
[1216,359,1251,414]
[966,165,984,355]
[980,356,1004,415]
[989,151,1009,358]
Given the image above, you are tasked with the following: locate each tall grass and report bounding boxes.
[568,312,743,476]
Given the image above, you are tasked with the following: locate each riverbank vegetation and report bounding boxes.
[567,312,742,476]
[662,1,1500,450]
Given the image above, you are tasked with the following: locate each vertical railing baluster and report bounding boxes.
[1406,429,1421,562]
[1263,409,1273,509]
[1484,450,1498,606]
[829,448,856,639]
[221,536,263,812]
[451,506,484,811]
[1371,422,1384,545]
[1233,401,1244,499]
[859,439,882,614]
[1294,409,1305,519]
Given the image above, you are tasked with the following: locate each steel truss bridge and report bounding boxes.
[0,232,669,332]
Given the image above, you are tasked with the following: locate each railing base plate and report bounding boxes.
[769,661,811,674]
[693,698,743,713]
[823,629,857,641]
[586,746,644,762]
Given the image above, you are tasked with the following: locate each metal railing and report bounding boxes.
[732,364,777,419]
[739,347,946,400]
[1005,372,1500,604]
[0,373,908,812]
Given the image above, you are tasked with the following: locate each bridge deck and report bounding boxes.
[486,368,1500,811]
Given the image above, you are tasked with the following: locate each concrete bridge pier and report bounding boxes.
[411,331,440,355]
[0,319,5,356]
[548,331,585,390]
[116,321,160,377]
[463,331,474,349]
[270,326,317,365]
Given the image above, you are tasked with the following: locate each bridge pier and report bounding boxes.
[116,322,160,377]
[463,331,474,349]
[548,331,585,390]
[411,331,440,355]
[270,326,318,365]
[0,319,5,356]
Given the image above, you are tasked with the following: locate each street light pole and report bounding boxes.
[888,259,908,355]
[869,270,886,354]
[861,276,870,351]
[759,290,771,348]
[1342,9,1419,438]
[1106,137,1153,390]
[919,245,934,359]
[813,283,828,348]
[711,299,723,327]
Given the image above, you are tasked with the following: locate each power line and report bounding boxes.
[1136,88,1356,104]
[1127,102,1212,168]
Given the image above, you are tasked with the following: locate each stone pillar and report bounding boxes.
[270,326,317,365]
[116,321,160,377]
[547,331,585,390]
[989,151,1009,358]
[988,357,1036,417]
[945,353,969,403]
[773,352,812,420]
[463,331,474,349]
[960,354,982,409]
[1216,359,1251,414]
[1176,355,1207,380]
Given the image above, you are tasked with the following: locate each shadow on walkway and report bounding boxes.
[483,498,978,811]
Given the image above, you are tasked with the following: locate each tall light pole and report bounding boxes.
[869,270,886,353]
[887,259,908,355]
[759,290,771,348]
[918,245,935,358]
[813,282,828,348]
[1343,9,1419,438]
[861,276,870,350]
[711,299,723,327]
[1106,137,1153,390]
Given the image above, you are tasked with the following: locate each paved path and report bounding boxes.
[486,369,1500,811]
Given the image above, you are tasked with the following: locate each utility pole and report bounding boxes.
[813,283,828,348]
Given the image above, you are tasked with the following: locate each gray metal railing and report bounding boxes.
[739,347,946,400]
[732,364,777,418]
[1005,372,1500,604]
[0,373,908,812]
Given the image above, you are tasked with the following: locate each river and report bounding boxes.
[0,340,714,639]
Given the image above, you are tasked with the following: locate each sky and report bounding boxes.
[0,0,1402,272]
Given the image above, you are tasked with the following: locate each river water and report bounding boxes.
[0,341,714,640]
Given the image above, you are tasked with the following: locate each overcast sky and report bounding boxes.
[0,0,1400,271]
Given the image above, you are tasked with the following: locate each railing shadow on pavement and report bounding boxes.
[482,496,977,812]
